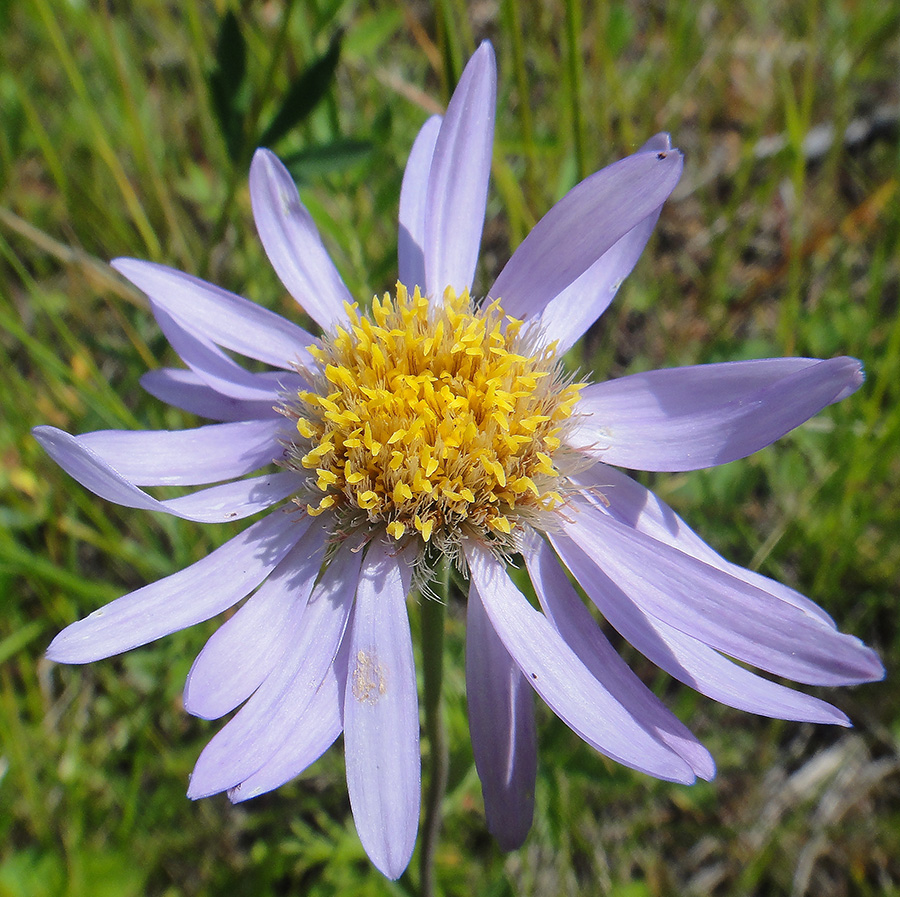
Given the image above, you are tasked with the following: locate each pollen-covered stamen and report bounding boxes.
[284,283,583,553]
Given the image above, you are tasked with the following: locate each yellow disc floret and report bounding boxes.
[285,283,582,555]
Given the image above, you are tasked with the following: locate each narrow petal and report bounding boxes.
[60,419,283,486]
[524,133,673,348]
[465,544,695,783]
[183,523,327,719]
[150,301,294,402]
[424,41,496,300]
[250,148,352,331]
[535,210,660,352]
[162,472,300,521]
[46,511,307,663]
[574,463,837,627]
[490,141,683,321]
[549,532,855,725]
[571,357,864,471]
[344,539,419,880]
[524,533,714,779]
[32,425,291,521]
[398,115,442,291]
[187,540,360,799]
[141,368,283,422]
[111,258,314,369]
[228,658,343,802]
[558,501,884,686]
[466,581,537,850]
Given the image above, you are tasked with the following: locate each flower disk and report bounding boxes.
[287,283,583,556]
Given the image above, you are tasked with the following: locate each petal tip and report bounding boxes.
[492,830,529,853]
[475,38,495,62]
[251,146,275,164]
[182,678,217,722]
[372,852,413,882]
[44,635,66,664]
[250,146,285,180]
[640,132,674,154]
[842,356,865,393]
[186,769,219,801]
[185,780,203,801]
[695,752,717,782]
[109,256,140,276]
[863,649,886,683]
[45,629,89,665]
[227,783,258,804]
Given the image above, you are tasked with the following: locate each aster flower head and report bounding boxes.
[35,42,883,879]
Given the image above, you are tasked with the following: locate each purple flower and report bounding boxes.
[34,42,882,878]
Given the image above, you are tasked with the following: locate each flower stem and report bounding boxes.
[419,565,449,897]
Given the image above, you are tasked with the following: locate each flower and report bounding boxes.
[34,42,883,879]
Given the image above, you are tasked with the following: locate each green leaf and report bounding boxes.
[282,138,373,180]
[258,30,343,148]
[207,9,247,162]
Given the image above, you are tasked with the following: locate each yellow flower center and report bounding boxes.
[287,283,582,554]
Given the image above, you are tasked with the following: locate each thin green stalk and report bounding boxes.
[450,0,476,58]
[501,0,538,210]
[434,0,461,103]
[778,3,817,355]
[182,0,223,153]
[564,0,587,183]
[202,169,242,278]
[99,1,193,267]
[419,567,449,897]
[31,0,162,258]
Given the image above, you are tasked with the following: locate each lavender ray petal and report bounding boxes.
[32,425,290,521]
[187,540,361,799]
[571,357,864,471]
[344,538,419,880]
[184,522,327,719]
[535,210,660,352]
[549,532,854,725]
[523,533,714,779]
[573,463,837,627]
[250,149,352,331]
[464,544,695,783]
[149,301,292,402]
[556,503,883,685]
[162,471,300,521]
[64,419,283,486]
[529,131,670,346]
[466,578,537,850]
[111,258,314,369]
[140,368,284,421]
[491,140,683,321]
[228,658,343,802]
[639,133,675,153]
[398,115,442,292]
[46,511,307,664]
[424,41,496,301]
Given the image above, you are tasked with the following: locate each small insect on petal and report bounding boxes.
[352,649,388,705]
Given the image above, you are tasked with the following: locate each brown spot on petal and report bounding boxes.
[351,649,388,705]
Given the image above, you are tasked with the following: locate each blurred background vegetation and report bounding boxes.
[1,0,899,894]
